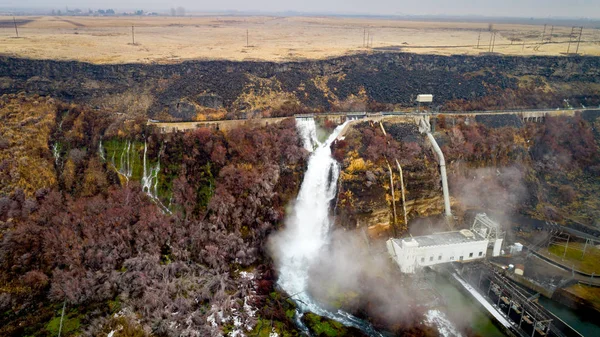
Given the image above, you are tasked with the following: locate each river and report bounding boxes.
[538,297,600,337]
[431,272,506,337]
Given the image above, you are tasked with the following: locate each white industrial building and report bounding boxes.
[387,214,504,273]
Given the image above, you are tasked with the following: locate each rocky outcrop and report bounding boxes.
[1,54,600,119]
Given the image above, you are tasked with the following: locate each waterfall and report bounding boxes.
[141,141,171,214]
[142,141,160,199]
[98,140,105,161]
[273,119,382,336]
[119,140,134,181]
[52,143,60,166]
[108,140,134,183]
[295,119,319,151]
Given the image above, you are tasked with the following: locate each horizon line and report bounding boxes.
[1,7,600,21]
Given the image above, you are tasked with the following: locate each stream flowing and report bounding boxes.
[273,119,383,336]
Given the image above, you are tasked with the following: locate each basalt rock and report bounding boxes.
[1,54,599,119]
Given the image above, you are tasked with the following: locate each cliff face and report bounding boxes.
[1,53,600,120]
[333,111,600,236]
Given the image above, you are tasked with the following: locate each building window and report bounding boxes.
[450,256,454,261]
[438,255,442,261]
[430,256,433,262]
[469,252,473,258]
[421,257,425,263]
[479,251,483,257]
[459,256,464,261]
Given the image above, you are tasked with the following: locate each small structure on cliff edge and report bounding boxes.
[387,213,504,273]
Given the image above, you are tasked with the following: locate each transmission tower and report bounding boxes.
[575,27,583,54]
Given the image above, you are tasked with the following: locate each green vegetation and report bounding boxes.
[566,284,600,311]
[251,318,298,337]
[45,309,81,337]
[547,243,600,274]
[102,139,145,182]
[196,162,215,211]
[302,312,349,337]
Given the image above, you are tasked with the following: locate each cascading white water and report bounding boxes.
[272,119,382,336]
[295,119,320,151]
[141,141,171,214]
[98,140,105,161]
[277,119,341,311]
[52,143,60,166]
[141,141,159,198]
[108,140,134,182]
[119,140,134,181]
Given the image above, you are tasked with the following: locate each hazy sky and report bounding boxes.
[4,0,600,18]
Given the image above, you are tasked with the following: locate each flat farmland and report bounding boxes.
[1,15,599,63]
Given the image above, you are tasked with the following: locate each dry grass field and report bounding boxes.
[0,15,599,63]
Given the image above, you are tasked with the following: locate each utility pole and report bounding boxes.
[363,27,366,47]
[366,30,370,48]
[563,235,570,260]
[541,24,546,44]
[488,31,494,52]
[575,26,583,55]
[13,16,19,38]
[489,31,496,53]
[567,26,576,54]
[246,29,249,48]
[58,299,66,337]
[476,29,481,49]
[131,25,135,45]
[549,25,554,42]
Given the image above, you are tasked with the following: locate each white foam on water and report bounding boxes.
[271,119,382,336]
[425,309,464,337]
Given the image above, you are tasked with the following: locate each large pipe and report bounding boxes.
[386,160,398,235]
[420,118,452,217]
[395,159,408,227]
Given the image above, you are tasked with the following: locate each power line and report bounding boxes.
[567,26,576,54]
[540,24,547,44]
[575,27,583,54]
[488,31,496,52]
[13,16,19,38]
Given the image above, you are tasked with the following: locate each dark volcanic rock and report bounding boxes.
[195,93,223,109]
[1,53,600,117]
[384,122,420,142]
[168,100,197,120]
[475,114,524,128]
[582,109,600,123]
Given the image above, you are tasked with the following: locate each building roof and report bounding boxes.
[396,230,486,248]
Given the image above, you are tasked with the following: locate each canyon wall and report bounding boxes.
[1,53,600,120]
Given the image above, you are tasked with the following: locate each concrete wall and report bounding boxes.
[151,117,289,133]
[387,238,489,273]
[150,108,589,134]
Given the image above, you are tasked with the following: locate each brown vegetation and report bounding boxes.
[1,16,599,64]
[334,112,600,237]
[0,93,309,336]
[0,94,57,196]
